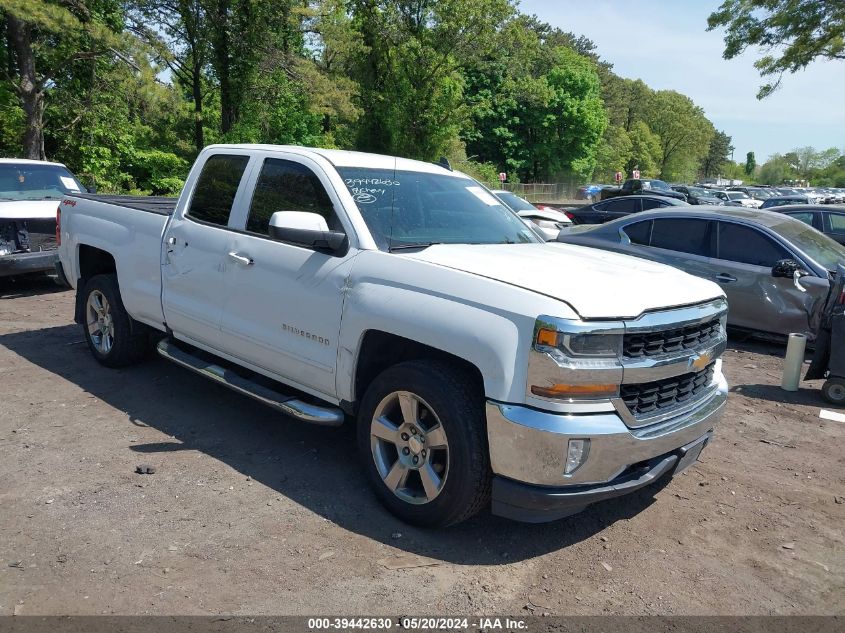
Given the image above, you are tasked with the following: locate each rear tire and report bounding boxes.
[81,274,149,368]
[357,360,491,527]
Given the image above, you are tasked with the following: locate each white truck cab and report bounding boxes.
[58,144,728,526]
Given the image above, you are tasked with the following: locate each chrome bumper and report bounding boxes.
[486,370,727,487]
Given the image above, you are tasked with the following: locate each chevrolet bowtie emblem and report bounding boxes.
[689,352,712,371]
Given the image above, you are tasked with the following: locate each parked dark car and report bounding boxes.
[761,195,812,209]
[600,178,687,202]
[671,185,723,205]
[777,204,845,245]
[564,195,688,224]
[555,207,845,339]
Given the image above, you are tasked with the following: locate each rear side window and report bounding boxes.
[828,213,845,234]
[717,222,790,267]
[606,198,640,213]
[623,220,651,245]
[187,154,250,226]
[651,219,712,256]
[641,198,664,210]
[788,211,814,226]
[247,158,339,235]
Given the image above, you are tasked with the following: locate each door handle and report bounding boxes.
[715,273,737,283]
[228,251,254,266]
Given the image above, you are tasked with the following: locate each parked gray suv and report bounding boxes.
[556,207,845,338]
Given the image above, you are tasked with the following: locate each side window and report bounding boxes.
[623,220,652,245]
[607,198,640,213]
[788,211,815,227]
[641,198,663,210]
[186,154,250,226]
[828,213,845,235]
[651,219,712,256]
[247,158,340,235]
[717,222,790,267]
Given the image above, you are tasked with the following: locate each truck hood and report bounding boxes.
[404,243,724,319]
[0,199,61,220]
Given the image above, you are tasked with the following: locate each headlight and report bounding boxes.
[531,326,622,399]
[536,328,622,357]
[531,218,567,230]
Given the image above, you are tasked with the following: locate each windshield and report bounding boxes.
[642,179,670,190]
[728,192,749,200]
[336,167,540,250]
[771,217,845,271]
[688,187,710,196]
[0,163,84,200]
[493,191,537,212]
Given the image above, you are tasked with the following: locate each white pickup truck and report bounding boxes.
[58,144,729,526]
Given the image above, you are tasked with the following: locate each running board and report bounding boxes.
[156,339,344,427]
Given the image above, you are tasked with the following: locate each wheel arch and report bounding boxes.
[350,330,485,414]
[74,245,117,324]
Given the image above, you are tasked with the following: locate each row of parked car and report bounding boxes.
[492,185,845,343]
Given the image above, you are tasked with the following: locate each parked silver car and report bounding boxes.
[556,207,845,338]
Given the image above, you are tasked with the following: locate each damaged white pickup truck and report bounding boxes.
[58,144,728,526]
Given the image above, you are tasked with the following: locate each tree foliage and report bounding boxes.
[0,0,767,191]
[708,0,845,98]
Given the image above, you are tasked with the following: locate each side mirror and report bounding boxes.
[771,258,806,279]
[269,211,346,253]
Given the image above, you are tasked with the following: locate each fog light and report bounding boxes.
[565,439,590,475]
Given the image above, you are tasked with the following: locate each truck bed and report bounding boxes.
[71,194,177,216]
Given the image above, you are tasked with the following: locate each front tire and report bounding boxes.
[357,360,491,527]
[81,274,149,368]
[822,377,845,405]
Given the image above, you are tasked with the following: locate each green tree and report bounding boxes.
[593,124,632,182]
[1,0,127,158]
[700,130,733,178]
[744,151,756,176]
[626,120,662,177]
[708,0,845,98]
[645,90,713,180]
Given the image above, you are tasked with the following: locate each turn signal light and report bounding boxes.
[530,383,618,398]
[536,328,559,347]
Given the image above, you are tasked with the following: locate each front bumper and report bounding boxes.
[486,371,727,522]
[0,249,59,277]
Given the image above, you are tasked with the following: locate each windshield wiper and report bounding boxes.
[389,242,442,252]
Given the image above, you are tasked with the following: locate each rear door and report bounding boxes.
[161,152,255,348]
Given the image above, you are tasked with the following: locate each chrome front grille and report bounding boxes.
[623,317,721,359]
[620,363,716,419]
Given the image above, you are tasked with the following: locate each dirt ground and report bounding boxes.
[0,277,843,616]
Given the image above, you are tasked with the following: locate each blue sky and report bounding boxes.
[518,0,845,163]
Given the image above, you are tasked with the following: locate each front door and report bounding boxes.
[707,221,827,336]
[161,152,254,348]
[217,154,358,400]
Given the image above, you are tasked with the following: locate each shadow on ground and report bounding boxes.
[1,322,674,565]
[0,273,66,299]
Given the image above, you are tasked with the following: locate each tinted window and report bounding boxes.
[828,213,845,234]
[651,219,711,256]
[624,220,651,245]
[717,222,789,267]
[247,158,339,235]
[187,154,250,226]
[605,198,640,213]
[787,211,814,226]
[641,198,664,210]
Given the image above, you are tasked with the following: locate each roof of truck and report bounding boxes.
[203,144,459,175]
[0,158,67,167]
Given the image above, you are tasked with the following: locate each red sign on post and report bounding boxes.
[632,169,641,179]
[614,171,622,183]
[498,172,507,183]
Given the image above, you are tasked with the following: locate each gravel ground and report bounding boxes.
[0,277,842,616]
